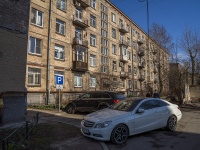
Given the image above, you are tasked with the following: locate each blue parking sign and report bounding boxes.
[56,75,63,85]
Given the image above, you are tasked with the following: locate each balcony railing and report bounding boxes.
[137,39,145,45]
[73,37,88,47]
[138,75,145,81]
[73,15,89,28]
[138,50,145,57]
[120,71,128,78]
[138,62,145,69]
[119,40,128,47]
[72,61,88,71]
[120,55,128,62]
[73,0,89,8]
[119,24,129,33]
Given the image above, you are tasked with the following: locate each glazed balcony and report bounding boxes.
[72,61,88,71]
[119,40,129,47]
[119,24,129,33]
[138,50,145,57]
[73,37,88,48]
[73,0,89,8]
[120,55,128,62]
[73,15,89,29]
[120,71,129,78]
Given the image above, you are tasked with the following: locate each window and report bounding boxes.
[101,3,107,12]
[101,56,108,64]
[133,54,137,62]
[128,65,131,73]
[90,15,96,27]
[134,80,137,89]
[90,76,96,87]
[75,8,82,20]
[101,47,108,55]
[31,8,43,27]
[56,19,65,35]
[126,24,129,32]
[127,37,130,46]
[57,0,66,11]
[101,38,108,47]
[112,28,116,39]
[76,46,86,62]
[29,37,41,54]
[111,13,116,22]
[90,0,96,9]
[90,34,96,46]
[101,29,108,38]
[128,80,132,89]
[54,71,64,85]
[101,20,107,29]
[90,54,96,67]
[54,44,64,60]
[134,67,137,74]
[75,28,82,42]
[101,65,107,73]
[28,67,41,85]
[74,73,82,87]
[113,61,117,71]
[101,12,107,21]
[121,79,125,88]
[121,45,127,56]
[113,78,117,88]
[132,29,135,36]
[133,41,137,49]
[127,51,131,60]
[112,44,116,55]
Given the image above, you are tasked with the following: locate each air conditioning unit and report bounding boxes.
[119,62,123,67]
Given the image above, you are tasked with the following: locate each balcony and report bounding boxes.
[138,50,145,57]
[137,39,145,45]
[152,49,157,55]
[119,40,128,47]
[73,0,89,8]
[120,55,128,62]
[73,15,89,28]
[138,75,145,82]
[119,24,129,33]
[138,62,145,69]
[73,37,88,48]
[72,61,88,71]
[120,71,129,78]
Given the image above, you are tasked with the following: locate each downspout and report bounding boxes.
[46,0,52,105]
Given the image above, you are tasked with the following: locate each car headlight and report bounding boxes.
[95,121,112,128]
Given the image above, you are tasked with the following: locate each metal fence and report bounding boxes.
[1,112,39,150]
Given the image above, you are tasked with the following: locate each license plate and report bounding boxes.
[82,128,90,134]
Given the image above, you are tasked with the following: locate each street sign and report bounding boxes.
[56,75,63,89]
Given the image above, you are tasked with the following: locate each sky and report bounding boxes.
[110,0,200,55]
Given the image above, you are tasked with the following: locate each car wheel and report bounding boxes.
[111,124,129,145]
[66,104,75,114]
[166,115,177,131]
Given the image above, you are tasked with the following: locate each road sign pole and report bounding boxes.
[58,88,60,112]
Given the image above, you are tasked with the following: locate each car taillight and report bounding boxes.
[114,99,120,103]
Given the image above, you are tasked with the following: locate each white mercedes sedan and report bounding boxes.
[81,98,182,144]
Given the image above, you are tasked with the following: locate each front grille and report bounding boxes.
[83,120,95,127]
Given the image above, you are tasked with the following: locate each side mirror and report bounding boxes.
[137,108,145,113]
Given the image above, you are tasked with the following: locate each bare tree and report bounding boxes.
[181,28,200,85]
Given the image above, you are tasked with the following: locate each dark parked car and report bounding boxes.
[65,91,126,114]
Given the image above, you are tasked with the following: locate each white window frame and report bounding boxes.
[112,28,116,38]
[90,0,96,9]
[74,73,82,87]
[111,13,116,22]
[90,14,96,27]
[90,34,96,46]
[101,65,107,73]
[90,54,96,67]
[29,36,41,55]
[112,44,116,55]
[113,61,117,71]
[57,0,66,11]
[54,44,64,60]
[56,19,65,35]
[90,76,96,87]
[31,8,43,27]
[28,67,41,85]
[127,51,131,60]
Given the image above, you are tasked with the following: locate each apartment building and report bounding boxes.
[27,0,169,104]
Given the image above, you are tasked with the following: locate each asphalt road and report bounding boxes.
[27,104,200,150]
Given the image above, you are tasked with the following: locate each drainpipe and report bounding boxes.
[46,0,52,105]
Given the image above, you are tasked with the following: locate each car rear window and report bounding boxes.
[114,93,125,99]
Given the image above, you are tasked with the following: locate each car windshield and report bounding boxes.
[110,99,142,111]
[114,93,125,99]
